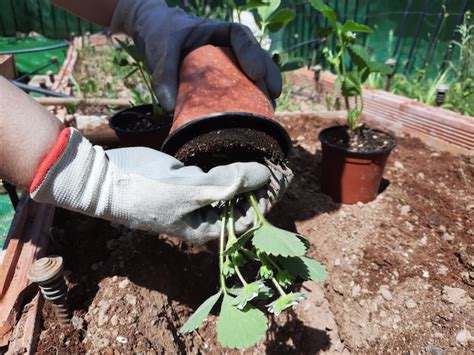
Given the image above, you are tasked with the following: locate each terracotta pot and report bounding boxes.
[109,104,171,150]
[319,126,396,204]
[161,45,290,157]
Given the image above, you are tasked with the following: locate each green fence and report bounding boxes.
[0,0,471,77]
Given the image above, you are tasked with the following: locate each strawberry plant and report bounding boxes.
[309,0,389,132]
[180,193,327,349]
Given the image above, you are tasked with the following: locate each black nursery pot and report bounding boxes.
[109,104,172,150]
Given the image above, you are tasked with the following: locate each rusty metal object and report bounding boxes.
[28,256,70,326]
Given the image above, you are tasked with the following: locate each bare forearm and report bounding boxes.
[0,77,63,188]
[52,0,118,27]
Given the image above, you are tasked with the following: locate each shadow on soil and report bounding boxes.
[48,143,335,352]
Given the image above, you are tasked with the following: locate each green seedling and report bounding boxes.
[115,38,164,119]
[309,0,390,132]
[180,194,327,349]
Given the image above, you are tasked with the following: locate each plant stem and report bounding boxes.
[271,277,287,296]
[219,207,228,295]
[233,263,248,285]
[248,193,265,225]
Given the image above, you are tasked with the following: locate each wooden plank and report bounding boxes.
[6,293,43,355]
[0,55,17,80]
[0,200,55,347]
[0,195,30,298]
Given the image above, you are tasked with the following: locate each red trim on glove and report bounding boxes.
[29,128,71,193]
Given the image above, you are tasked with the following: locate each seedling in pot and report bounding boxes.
[310,0,390,133]
[115,38,165,120]
[180,194,327,349]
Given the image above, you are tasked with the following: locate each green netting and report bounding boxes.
[0,0,102,39]
[0,36,66,74]
[0,194,15,250]
[280,0,472,77]
[0,0,471,77]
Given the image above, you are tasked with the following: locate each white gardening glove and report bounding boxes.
[30,128,290,243]
[110,0,282,112]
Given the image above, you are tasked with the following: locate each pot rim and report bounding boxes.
[161,111,291,157]
[318,125,397,156]
[109,104,172,135]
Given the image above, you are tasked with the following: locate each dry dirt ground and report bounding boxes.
[35,114,473,354]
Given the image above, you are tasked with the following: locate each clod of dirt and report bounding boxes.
[175,127,285,171]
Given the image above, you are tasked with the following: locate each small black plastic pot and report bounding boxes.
[109,104,172,150]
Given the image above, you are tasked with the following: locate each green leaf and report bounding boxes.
[267,292,305,316]
[267,8,295,32]
[116,38,144,63]
[179,291,222,333]
[224,228,256,256]
[257,0,281,23]
[341,71,362,97]
[342,20,372,34]
[347,44,370,70]
[309,0,338,28]
[275,269,295,287]
[222,259,235,278]
[252,224,307,257]
[368,61,391,75]
[243,0,267,10]
[279,256,328,282]
[259,264,274,279]
[232,281,264,309]
[315,26,333,38]
[217,294,268,349]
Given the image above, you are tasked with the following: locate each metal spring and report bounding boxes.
[28,256,70,326]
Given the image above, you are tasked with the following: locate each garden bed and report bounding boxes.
[35,113,472,353]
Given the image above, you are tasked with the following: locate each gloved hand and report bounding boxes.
[110,0,282,112]
[30,128,290,243]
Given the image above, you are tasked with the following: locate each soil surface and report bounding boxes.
[112,111,167,132]
[36,113,473,353]
[320,125,396,153]
[175,127,285,171]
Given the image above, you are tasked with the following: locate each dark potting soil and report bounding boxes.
[174,127,286,171]
[323,126,395,153]
[116,111,165,132]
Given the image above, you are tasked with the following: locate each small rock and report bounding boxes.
[442,286,469,307]
[96,338,110,349]
[466,204,474,210]
[425,345,444,355]
[394,161,404,170]
[110,314,119,326]
[116,336,128,344]
[334,258,341,266]
[422,270,430,278]
[439,225,447,233]
[417,172,425,179]
[400,205,411,216]
[405,221,414,231]
[442,233,454,242]
[405,299,417,309]
[437,265,449,276]
[380,288,393,301]
[118,279,130,289]
[456,327,472,346]
[125,294,137,306]
[296,135,305,141]
[71,316,84,330]
[352,284,361,297]
[419,235,428,245]
[356,201,364,207]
